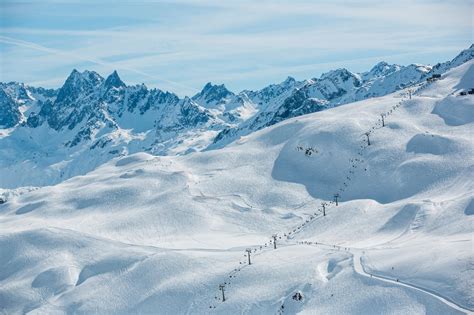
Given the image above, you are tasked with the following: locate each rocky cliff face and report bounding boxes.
[0,88,21,128]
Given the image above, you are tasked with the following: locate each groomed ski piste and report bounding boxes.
[0,61,473,314]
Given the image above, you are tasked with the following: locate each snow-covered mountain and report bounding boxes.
[0,82,57,128]
[430,43,474,75]
[0,70,226,188]
[210,62,433,149]
[0,59,472,314]
[211,46,473,148]
[0,45,472,188]
[191,82,259,124]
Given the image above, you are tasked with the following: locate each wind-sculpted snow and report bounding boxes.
[0,59,472,314]
[433,95,474,126]
[376,203,419,233]
[406,133,462,155]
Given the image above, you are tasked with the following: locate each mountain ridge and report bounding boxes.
[0,45,472,188]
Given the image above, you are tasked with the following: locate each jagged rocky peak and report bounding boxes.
[366,61,400,79]
[0,82,31,103]
[245,75,302,105]
[320,68,359,81]
[56,69,104,103]
[104,70,126,89]
[153,95,214,134]
[194,82,234,103]
[318,68,362,91]
[321,68,355,80]
[277,76,298,89]
[283,76,296,85]
[67,69,103,85]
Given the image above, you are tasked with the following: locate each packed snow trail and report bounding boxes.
[300,241,472,314]
[352,251,473,314]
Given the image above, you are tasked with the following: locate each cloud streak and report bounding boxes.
[0,35,199,93]
[0,0,472,96]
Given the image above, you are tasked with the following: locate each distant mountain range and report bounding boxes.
[0,44,472,188]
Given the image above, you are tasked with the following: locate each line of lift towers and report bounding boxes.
[218,88,413,304]
[219,232,278,302]
[218,192,340,302]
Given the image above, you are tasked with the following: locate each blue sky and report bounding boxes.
[0,0,472,96]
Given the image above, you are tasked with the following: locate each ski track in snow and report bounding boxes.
[300,241,473,314]
[352,251,472,314]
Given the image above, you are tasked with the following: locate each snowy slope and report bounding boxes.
[210,46,473,148]
[0,60,472,314]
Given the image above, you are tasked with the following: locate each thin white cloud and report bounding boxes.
[0,35,199,93]
[0,0,471,96]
